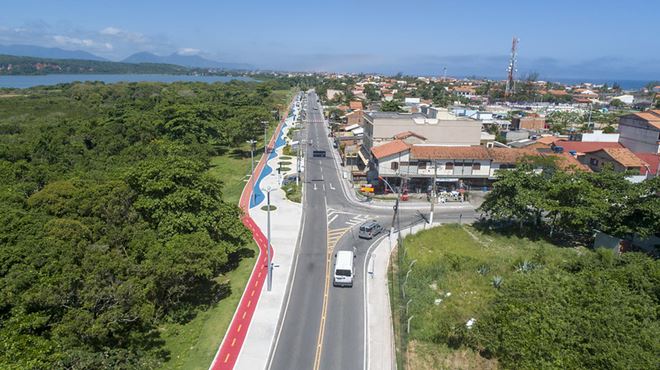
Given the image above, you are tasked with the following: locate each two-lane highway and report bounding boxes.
[270,91,476,370]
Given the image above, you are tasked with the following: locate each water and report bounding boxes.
[0,74,255,88]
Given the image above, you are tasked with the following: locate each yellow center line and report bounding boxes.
[313,225,351,370]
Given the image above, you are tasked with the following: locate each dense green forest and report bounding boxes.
[0,54,189,75]
[0,80,290,368]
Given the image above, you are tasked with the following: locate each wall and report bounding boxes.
[618,117,660,153]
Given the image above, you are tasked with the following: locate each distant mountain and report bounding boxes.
[123,52,253,70]
[0,44,107,61]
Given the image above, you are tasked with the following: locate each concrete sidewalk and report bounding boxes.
[233,110,304,370]
[366,222,444,370]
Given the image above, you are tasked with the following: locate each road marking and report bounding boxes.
[242,311,247,319]
[251,290,255,297]
[328,214,339,225]
[231,338,237,347]
[224,354,230,363]
[314,183,317,190]
[237,324,242,333]
[329,183,335,190]
[247,300,251,308]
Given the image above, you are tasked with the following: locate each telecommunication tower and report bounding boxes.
[505,37,519,97]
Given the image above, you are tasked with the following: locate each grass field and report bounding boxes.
[391,224,581,369]
[159,88,296,369]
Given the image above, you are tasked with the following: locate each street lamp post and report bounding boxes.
[246,139,256,179]
[264,185,273,291]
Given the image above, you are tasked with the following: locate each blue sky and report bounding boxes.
[1,0,659,79]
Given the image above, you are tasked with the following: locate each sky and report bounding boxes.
[1,0,659,80]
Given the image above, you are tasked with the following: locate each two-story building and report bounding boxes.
[362,111,481,150]
[370,143,587,193]
[618,110,660,153]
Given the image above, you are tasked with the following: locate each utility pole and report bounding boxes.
[429,159,437,224]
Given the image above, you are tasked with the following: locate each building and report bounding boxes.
[612,94,634,105]
[327,89,343,101]
[580,147,648,173]
[618,110,660,153]
[578,130,620,142]
[368,144,588,192]
[362,111,481,150]
[551,140,623,155]
[342,110,364,125]
[511,116,546,131]
[349,101,363,110]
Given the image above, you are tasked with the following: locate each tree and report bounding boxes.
[381,100,403,112]
[609,98,625,108]
[474,251,659,370]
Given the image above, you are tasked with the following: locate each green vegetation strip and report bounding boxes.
[392,224,658,369]
[282,182,302,203]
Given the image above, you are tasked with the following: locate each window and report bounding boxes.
[445,162,454,170]
[391,162,399,170]
[472,162,481,170]
[418,161,428,170]
[590,158,599,166]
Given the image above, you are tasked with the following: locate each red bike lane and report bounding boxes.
[209,101,291,370]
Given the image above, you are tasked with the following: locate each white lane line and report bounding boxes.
[328,214,339,225]
[314,183,317,190]
[329,183,335,190]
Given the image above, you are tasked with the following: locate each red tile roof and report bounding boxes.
[634,152,660,175]
[349,101,363,110]
[592,148,648,168]
[411,146,490,160]
[371,140,410,159]
[552,140,623,153]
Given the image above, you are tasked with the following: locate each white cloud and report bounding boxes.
[104,42,114,50]
[177,47,200,55]
[53,35,95,47]
[99,26,146,43]
[100,26,121,36]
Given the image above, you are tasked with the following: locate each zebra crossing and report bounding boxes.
[327,208,371,228]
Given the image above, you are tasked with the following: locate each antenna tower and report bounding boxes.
[505,37,519,98]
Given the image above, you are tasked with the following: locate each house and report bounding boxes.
[349,101,363,110]
[578,130,620,142]
[512,116,546,130]
[362,111,481,150]
[370,140,411,178]
[551,140,623,155]
[342,110,364,125]
[612,94,634,105]
[618,110,660,153]
[450,86,477,99]
[327,89,343,101]
[633,152,659,177]
[580,147,648,173]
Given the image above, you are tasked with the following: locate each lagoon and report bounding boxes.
[0,74,254,88]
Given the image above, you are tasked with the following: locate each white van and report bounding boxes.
[333,250,355,287]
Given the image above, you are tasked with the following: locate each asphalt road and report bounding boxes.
[270,91,476,370]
